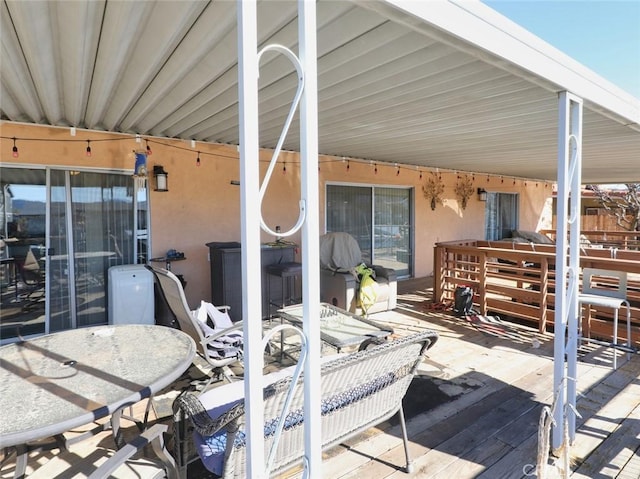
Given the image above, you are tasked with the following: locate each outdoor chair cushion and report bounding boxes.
[192,301,242,359]
[192,354,344,475]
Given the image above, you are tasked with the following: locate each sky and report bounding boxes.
[483,1,640,99]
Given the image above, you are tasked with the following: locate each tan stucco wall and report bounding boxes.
[1,122,553,307]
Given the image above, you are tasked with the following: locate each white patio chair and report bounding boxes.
[578,268,631,369]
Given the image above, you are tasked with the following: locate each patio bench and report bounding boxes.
[172,330,438,478]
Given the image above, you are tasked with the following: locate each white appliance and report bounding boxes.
[108,265,154,325]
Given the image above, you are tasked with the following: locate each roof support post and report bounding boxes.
[237,1,265,477]
[553,91,583,452]
[298,0,321,477]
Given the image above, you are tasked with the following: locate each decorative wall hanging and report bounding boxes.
[422,172,445,210]
[455,175,474,210]
[132,151,148,188]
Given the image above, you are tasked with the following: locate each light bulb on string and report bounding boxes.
[86,140,92,157]
[282,162,286,174]
[347,160,350,172]
[146,140,152,155]
[419,170,423,180]
[11,137,18,158]
[374,163,378,174]
[196,152,201,166]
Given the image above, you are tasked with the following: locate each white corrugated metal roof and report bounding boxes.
[1,0,639,182]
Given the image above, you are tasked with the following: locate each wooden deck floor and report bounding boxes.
[2,276,639,478]
[313,277,640,479]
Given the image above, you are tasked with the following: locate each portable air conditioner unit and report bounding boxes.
[108,265,154,325]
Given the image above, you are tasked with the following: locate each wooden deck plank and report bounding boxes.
[617,447,640,479]
[570,382,640,478]
[475,358,640,479]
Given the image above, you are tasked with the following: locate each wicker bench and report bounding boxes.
[172,330,439,478]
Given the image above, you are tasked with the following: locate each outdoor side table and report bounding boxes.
[278,302,393,353]
[0,324,196,477]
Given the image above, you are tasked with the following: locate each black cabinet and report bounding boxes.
[206,242,296,322]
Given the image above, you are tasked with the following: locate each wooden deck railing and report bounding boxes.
[434,239,640,346]
[540,229,640,251]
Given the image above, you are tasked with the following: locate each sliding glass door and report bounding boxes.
[0,166,148,342]
[326,184,412,277]
[0,169,47,339]
[484,192,519,240]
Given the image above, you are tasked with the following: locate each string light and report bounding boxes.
[487,175,490,183]
[419,170,423,180]
[11,137,18,157]
[501,176,504,183]
[1,134,241,163]
[347,159,350,172]
[196,152,201,166]
[86,140,92,157]
[374,163,378,174]
[282,162,286,174]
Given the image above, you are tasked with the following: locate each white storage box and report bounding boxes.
[108,265,154,325]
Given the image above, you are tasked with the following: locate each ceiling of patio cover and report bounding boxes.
[1,0,639,183]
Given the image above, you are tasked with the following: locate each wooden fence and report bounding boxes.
[433,239,640,347]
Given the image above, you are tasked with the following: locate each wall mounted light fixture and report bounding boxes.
[477,187,487,201]
[153,165,168,192]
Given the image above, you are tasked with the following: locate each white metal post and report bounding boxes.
[553,91,583,451]
[237,1,265,477]
[298,0,321,476]
[566,95,583,444]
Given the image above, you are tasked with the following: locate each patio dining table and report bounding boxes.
[0,324,195,477]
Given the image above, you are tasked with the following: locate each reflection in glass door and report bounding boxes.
[49,170,140,331]
[1,166,148,343]
[0,169,47,339]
